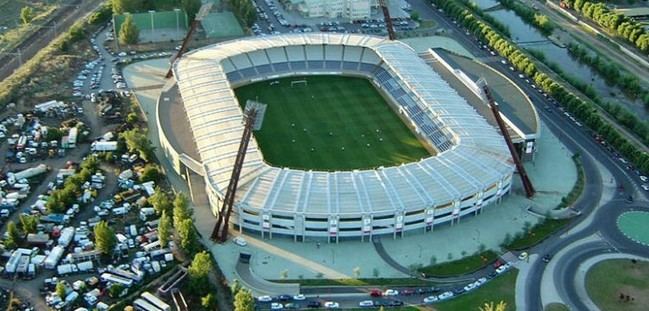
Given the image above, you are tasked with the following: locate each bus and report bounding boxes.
[133,298,161,311]
[141,292,171,311]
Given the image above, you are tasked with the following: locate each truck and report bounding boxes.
[56,168,76,185]
[58,227,75,247]
[90,141,117,152]
[16,135,27,150]
[56,263,78,276]
[76,260,94,272]
[5,248,33,274]
[100,273,134,288]
[40,214,68,225]
[7,164,48,185]
[35,100,64,113]
[44,246,65,269]
[68,128,78,148]
[27,233,52,247]
[139,207,155,221]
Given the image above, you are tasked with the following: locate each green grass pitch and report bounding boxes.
[234,75,431,171]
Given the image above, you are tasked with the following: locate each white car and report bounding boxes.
[438,291,454,300]
[358,300,374,307]
[383,289,399,296]
[475,277,487,286]
[324,301,339,309]
[270,303,283,310]
[518,252,529,261]
[642,184,649,191]
[233,236,247,246]
[257,295,272,302]
[640,175,648,183]
[423,295,438,303]
[292,294,306,301]
[463,283,477,291]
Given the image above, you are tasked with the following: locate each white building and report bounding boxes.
[289,0,375,20]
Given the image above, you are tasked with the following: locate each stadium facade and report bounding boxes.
[167,33,516,241]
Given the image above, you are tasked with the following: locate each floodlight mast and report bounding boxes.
[165,3,213,79]
[211,101,266,242]
[379,0,397,40]
[481,84,535,198]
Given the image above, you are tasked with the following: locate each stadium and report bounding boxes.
[161,33,522,241]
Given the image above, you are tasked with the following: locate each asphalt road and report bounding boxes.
[264,2,649,309]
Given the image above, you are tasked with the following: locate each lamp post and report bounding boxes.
[174,8,181,33]
[149,10,156,32]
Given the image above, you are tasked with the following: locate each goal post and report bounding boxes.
[290,80,308,87]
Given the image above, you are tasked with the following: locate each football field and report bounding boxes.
[234,75,431,171]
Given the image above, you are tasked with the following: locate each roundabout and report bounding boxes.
[617,211,649,246]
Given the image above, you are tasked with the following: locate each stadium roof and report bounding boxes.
[173,33,515,216]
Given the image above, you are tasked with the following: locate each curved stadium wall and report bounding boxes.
[172,33,515,240]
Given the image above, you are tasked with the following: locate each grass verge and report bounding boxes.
[556,153,584,209]
[418,251,499,277]
[434,270,517,311]
[505,218,569,251]
[544,302,570,311]
[586,259,649,311]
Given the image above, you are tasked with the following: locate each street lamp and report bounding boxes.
[174,8,181,33]
[148,10,156,33]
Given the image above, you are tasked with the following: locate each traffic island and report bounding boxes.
[617,211,649,246]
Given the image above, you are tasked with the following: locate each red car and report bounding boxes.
[370,289,382,297]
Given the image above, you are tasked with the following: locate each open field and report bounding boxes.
[234,75,431,171]
[0,0,61,51]
[587,259,649,311]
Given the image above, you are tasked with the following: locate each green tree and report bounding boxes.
[231,279,242,296]
[120,128,154,161]
[20,7,34,24]
[201,293,217,310]
[177,218,198,254]
[139,164,161,183]
[149,187,172,215]
[234,288,255,311]
[173,192,192,228]
[410,11,420,21]
[119,15,140,45]
[108,283,124,298]
[112,0,143,14]
[188,251,212,295]
[55,281,67,298]
[5,221,20,249]
[479,301,507,311]
[158,210,172,248]
[126,112,139,124]
[19,215,38,234]
[182,0,202,21]
[94,221,117,255]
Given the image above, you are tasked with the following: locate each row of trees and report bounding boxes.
[229,0,257,28]
[433,0,649,175]
[148,189,198,254]
[46,155,99,213]
[567,42,649,106]
[562,0,649,53]
[530,46,649,147]
[497,0,554,35]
